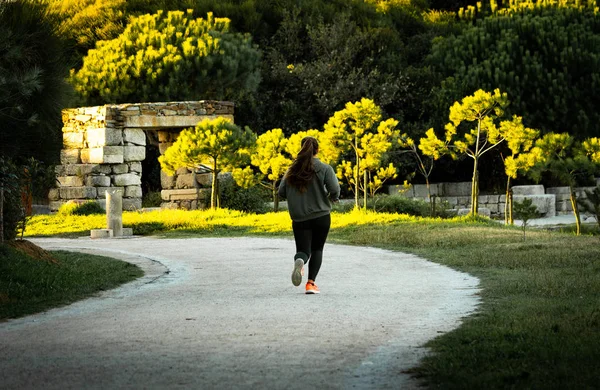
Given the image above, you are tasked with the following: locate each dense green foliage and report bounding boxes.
[71,10,260,106]
[57,201,105,216]
[430,2,600,139]
[0,157,23,242]
[0,0,71,163]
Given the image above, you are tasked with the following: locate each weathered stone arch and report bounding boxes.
[50,101,234,211]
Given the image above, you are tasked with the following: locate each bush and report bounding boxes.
[57,201,105,216]
[142,191,162,208]
[367,195,432,216]
[219,176,268,214]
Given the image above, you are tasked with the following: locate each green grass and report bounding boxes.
[20,208,600,388]
[0,245,143,320]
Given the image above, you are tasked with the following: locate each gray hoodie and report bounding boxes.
[278,158,340,222]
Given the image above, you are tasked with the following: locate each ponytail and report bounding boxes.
[285,137,319,192]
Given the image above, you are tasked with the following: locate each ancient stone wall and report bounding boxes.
[50,101,234,211]
[388,180,600,218]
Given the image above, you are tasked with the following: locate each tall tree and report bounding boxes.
[420,89,528,215]
[528,134,600,235]
[324,98,399,209]
[430,2,600,139]
[0,0,72,163]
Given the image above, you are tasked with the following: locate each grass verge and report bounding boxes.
[22,209,600,388]
[0,244,143,320]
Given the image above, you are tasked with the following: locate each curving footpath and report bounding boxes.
[0,237,479,389]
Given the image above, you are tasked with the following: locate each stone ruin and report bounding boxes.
[50,100,234,212]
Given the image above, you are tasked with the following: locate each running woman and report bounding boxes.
[278,136,340,294]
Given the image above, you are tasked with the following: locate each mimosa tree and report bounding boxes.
[527,134,600,235]
[159,117,256,209]
[420,89,518,215]
[501,116,539,224]
[324,98,399,209]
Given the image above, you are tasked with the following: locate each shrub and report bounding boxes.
[57,201,105,216]
[367,195,432,216]
[142,191,162,208]
[220,176,268,214]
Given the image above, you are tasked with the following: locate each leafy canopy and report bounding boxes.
[70,10,261,106]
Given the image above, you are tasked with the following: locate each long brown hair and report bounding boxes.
[285,136,319,192]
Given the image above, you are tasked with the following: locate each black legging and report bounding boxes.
[292,214,331,282]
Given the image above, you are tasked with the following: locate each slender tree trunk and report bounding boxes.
[509,190,514,225]
[426,178,434,216]
[471,158,479,215]
[363,170,367,210]
[354,134,360,209]
[505,177,511,224]
[211,160,218,209]
[0,186,4,244]
[273,182,279,212]
[570,186,581,235]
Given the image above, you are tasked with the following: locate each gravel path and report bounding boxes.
[0,237,480,389]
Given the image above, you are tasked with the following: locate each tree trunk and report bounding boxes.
[426,178,434,216]
[363,170,367,210]
[211,161,218,209]
[509,190,514,225]
[505,177,511,224]
[0,186,4,244]
[570,186,581,235]
[354,157,359,209]
[471,158,479,215]
[273,182,279,212]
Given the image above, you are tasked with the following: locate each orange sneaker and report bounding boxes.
[291,258,304,286]
[305,280,320,294]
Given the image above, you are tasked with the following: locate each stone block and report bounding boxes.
[176,173,195,189]
[48,188,60,201]
[123,198,142,211]
[195,173,212,187]
[555,194,571,202]
[129,162,142,173]
[444,196,458,206]
[49,201,66,212]
[125,185,143,198]
[86,175,111,187]
[83,146,124,164]
[158,131,170,142]
[59,186,97,199]
[124,114,233,128]
[124,128,146,146]
[499,194,506,203]
[90,229,113,239]
[75,114,92,123]
[122,228,133,236]
[97,187,124,199]
[478,195,489,204]
[63,132,84,148]
[161,188,210,201]
[512,185,545,195]
[86,128,123,147]
[57,176,84,187]
[124,145,145,162]
[443,182,471,196]
[487,203,499,214]
[159,142,173,155]
[60,149,80,164]
[457,196,470,206]
[412,184,430,198]
[112,163,129,174]
[513,194,556,217]
[576,187,596,198]
[161,202,179,210]
[557,200,572,212]
[546,186,570,195]
[114,173,141,186]
[176,167,191,175]
[161,170,175,189]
